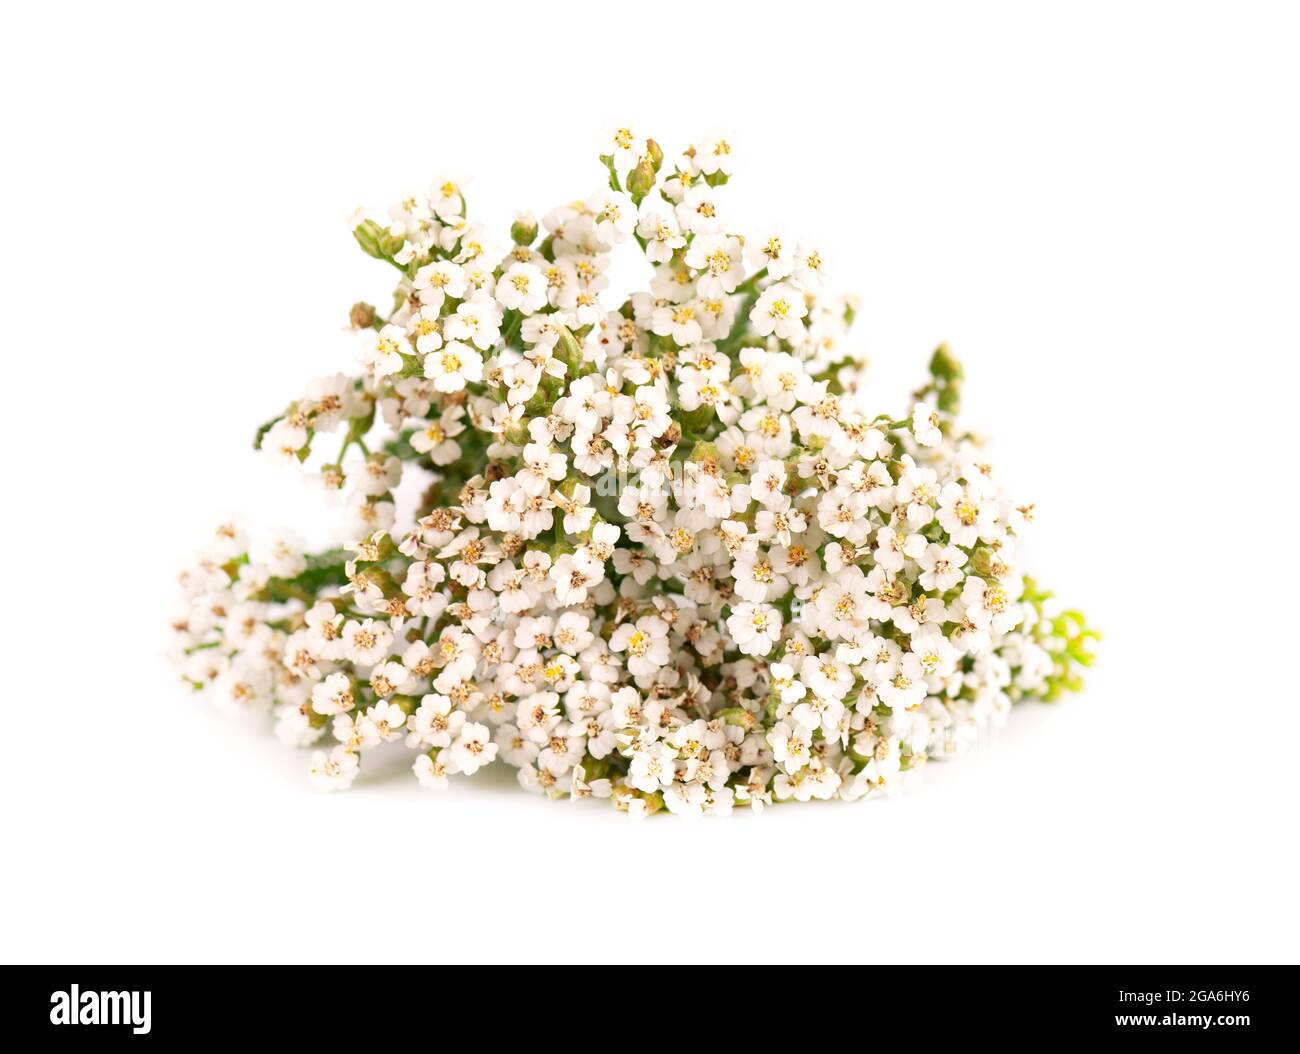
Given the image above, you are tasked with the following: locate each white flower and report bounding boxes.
[609,616,670,678]
[769,662,807,705]
[311,672,355,716]
[413,260,467,311]
[636,210,685,263]
[444,294,502,350]
[917,543,968,592]
[897,465,940,526]
[747,231,795,279]
[726,603,781,656]
[695,137,734,176]
[651,300,703,346]
[410,407,466,465]
[308,747,358,792]
[424,340,483,393]
[685,234,745,297]
[362,324,408,377]
[588,189,635,244]
[429,175,465,219]
[750,459,788,509]
[413,752,449,791]
[264,419,308,464]
[571,765,613,801]
[911,402,942,447]
[497,262,548,315]
[675,184,723,234]
[937,483,997,547]
[450,722,498,775]
[342,618,393,666]
[550,551,602,606]
[411,694,464,748]
[553,611,594,655]
[628,742,677,793]
[800,653,854,702]
[356,699,406,743]
[177,129,1094,815]
[254,530,306,578]
[767,721,810,774]
[750,283,807,340]
[961,576,1022,634]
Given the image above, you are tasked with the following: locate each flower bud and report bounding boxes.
[555,326,584,370]
[627,159,655,203]
[349,302,375,330]
[510,211,538,245]
[929,342,962,382]
[353,219,403,260]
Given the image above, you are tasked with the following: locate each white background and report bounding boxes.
[3,1,1297,964]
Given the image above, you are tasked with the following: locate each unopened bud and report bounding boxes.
[353,219,403,260]
[510,211,538,245]
[929,342,962,382]
[627,159,655,203]
[349,302,375,330]
[555,326,584,369]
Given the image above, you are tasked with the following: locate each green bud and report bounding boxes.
[717,707,758,730]
[346,407,376,442]
[555,326,584,370]
[929,342,962,382]
[689,440,720,466]
[627,158,655,203]
[523,388,550,416]
[510,211,538,245]
[353,219,404,262]
[679,404,714,435]
[547,539,577,562]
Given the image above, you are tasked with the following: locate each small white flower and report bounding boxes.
[264,419,308,464]
[588,189,635,244]
[450,722,498,775]
[424,340,483,393]
[311,672,355,716]
[308,747,359,792]
[444,294,502,350]
[911,402,942,447]
[341,618,393,666]
[609,616,670,678]
[750,283,807,340]
[413,752,449,791]
[362,324,408,377]
[411,694,464,749]
[413,260,467,311]
[497,262,548,315]
[767,721,810,774]
[918,543,968,592]
[726,603,782,657]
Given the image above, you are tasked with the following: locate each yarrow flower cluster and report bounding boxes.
[173,130,1097,817]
